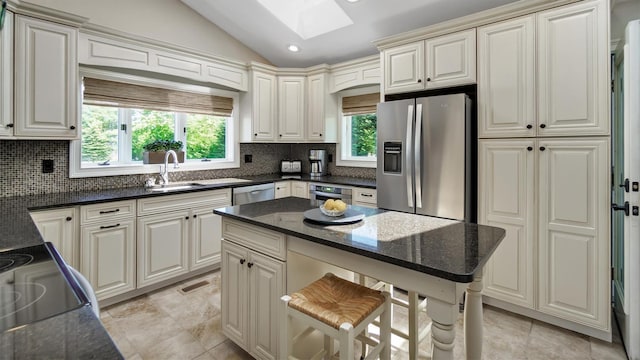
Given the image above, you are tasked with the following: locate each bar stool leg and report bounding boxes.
[380,292,392,360]
[408,291,420,359]
[339,323,355,360]
[324,334,334,360]
[280,295,292,359]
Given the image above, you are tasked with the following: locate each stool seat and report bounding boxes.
[289,273,386,329]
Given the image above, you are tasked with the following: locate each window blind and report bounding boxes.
[83,77,233,117]
[341,92,380,116]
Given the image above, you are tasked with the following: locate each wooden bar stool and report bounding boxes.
[280,273,391,360]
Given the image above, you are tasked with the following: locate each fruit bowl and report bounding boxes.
[320,204,346,217]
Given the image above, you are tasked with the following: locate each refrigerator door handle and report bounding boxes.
[406,104,414,209]
[414,104,423,209]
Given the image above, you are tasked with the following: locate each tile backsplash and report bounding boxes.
[1,141,375,197]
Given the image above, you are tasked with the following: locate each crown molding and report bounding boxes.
[8,0,88,27]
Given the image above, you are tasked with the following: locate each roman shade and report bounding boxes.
[83,77,234,117]
[341,92,380,116]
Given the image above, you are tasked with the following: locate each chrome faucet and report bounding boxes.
[159,150,179,185]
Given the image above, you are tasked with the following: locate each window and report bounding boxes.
[337,87,379,168]
[71,69,239,178]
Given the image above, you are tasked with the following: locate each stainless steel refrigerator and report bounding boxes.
[376,93,473,221]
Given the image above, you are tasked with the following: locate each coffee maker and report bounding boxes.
[309,149,327,177]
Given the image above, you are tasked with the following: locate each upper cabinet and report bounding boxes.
[241,67,278,142]
[14,15,78,139]
[479,0,609,138]
[329,55,380,93]
[278,75,306,141]
[0,10,13,137]
[383,29,476,94]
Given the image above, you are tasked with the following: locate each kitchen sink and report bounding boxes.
[149,183,204,192]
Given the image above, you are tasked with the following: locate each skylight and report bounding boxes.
[256,0,354,40]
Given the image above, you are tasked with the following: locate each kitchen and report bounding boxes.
[0,0,638,359]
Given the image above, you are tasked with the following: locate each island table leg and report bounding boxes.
[427,298,458,360]
[464,271,483,360]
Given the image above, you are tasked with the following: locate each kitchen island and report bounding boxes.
[214,197,505,360]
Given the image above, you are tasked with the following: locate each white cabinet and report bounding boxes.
[14,15,78,139]
[307,72,338,142]
[221,219,286,360]
[479,140,535,308]
[478,16,536,138]
[536,0,609,136]
[274,181,291,199]
[329,55,380,93]
[0,10,12,137]
[479,138,610,334]
[478,0,609,138]
[243,68,278,142]
[383,29,476,94]
[291,181,308,199]
[137,189,231,287]
[537,138,609,329]
[79,200,137,300]
[352,187,377,208]
[277,76,306,141]
[30,207,78,268]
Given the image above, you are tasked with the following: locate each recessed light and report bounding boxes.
[287,44,300,52]
[346,0,359,2]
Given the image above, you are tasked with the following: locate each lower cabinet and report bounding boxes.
[291,181,308,198]
[221,219,286,360]
[30,207,78,268]
[274,181,291,198]
[480,138,610,336]
[352,187,377,208]
[81,219,136,300]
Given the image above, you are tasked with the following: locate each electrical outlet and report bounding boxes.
[244,154,252,163]
[42,160,54,173]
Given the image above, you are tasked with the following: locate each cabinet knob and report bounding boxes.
[254,133,257,137]
[426,77,431,82]
[540,124,546,129]
[526,124,533,129]
[70,125,76,130]
[527,146,533,151]
[193,214,197,218]
[240,259,246,265]
[540,146,546,151]
[5,123,13,128]
[279,134,282,137]
[247,262,254,268]
[417,79,422,83]
[185,216,189,220]
[65,216,72,221]
[319,133,322,137]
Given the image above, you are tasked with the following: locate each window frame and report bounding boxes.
[336,85,379,168]
[70,68,240,178]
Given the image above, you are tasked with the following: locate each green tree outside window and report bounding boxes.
[350,113,377,157]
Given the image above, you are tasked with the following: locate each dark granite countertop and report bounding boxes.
[241,174,377,189]
[214,197,505,283]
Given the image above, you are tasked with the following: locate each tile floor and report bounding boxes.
[100,270,628,360]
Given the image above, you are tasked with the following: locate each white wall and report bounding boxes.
[611,0,640,43]
[25,0,271,64]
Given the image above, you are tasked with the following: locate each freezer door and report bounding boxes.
[376,99,415,213]
[416,94,467,219]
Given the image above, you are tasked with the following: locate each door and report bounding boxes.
[278,76,305,141]
[221,240,249,347]
[190,207,222,271]
[0,10,12,136]
[425,29,476,89]
[383,41,424,94]
[137,211,189,287]
[416,94,467,220]
[376,98,415,213]
[252,71,277,141]
[613,19,640,360]
[31,208,77,268]
[80,220,136,300]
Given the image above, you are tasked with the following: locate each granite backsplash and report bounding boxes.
[1,141,375,197]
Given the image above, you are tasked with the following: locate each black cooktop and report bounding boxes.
[0,243,88,332]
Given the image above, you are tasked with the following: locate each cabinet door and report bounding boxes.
[14,15,78,138]
[307,73,326,141]
[221,240,249,348]
[190,207,222,271]
[248,250,285,360]
[479,140,535,309]
[537,0,609,136]
[31,208,78,268]
[0,10,13,136]
[274,181,291,199]
[80,220,136,300]
[425,29,476,89]
[352,188,377,208]
[137,211,189,287]
[478,16,535,138]
[537,138,609,330]
[291,182,308,199]
[383,41,424,94]
[252,71,277,141]
[278,76,305,141]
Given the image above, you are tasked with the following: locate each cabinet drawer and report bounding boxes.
[353,188,377,205]
[80,200,136,225]
[137,189,231,216]
[222,218,286,261]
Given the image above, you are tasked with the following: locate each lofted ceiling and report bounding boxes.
[180,0,521,68]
